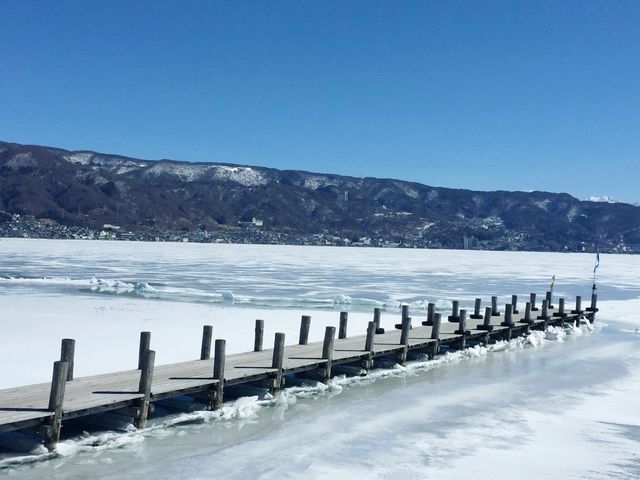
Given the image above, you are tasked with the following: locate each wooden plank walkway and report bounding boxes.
[0,292,598,448]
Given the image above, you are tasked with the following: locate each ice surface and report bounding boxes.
[0,239,639,479]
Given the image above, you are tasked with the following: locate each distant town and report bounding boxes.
[2,213,634,253]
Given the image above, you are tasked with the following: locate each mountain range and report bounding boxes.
[1,140,639,252]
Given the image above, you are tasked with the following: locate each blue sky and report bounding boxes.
[1,1,639,203]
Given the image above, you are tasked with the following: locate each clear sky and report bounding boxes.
[1,1,639,203]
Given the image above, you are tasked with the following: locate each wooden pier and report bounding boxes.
[0,292,598,449]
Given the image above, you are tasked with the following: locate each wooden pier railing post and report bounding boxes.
[501,304,514,327]
[448,300,459,322]
[455,310,469,348]
[135,349,155,428]
[587,293,598,322]
[546,290,554,310]
[423,302,435,326]
[554,298,566,318]
[520,301,533,324]
[200,325,213,360]
[571,296,582,314]
[44,360,69,450]
[538,299,550,324]
[299,315,311,345]
[271,333,285,394]
[212,339,226,409]
[363,321,376,370]
[401,304,410,321]
[254,319,264,352]
[511,295,519,314]
[491,296,500,316]
[398,316,412,364]
[60,339,75,381]
[373,307,383,333]
[477,306,493,331]
[470,298,482,319]
[138,331,151,370]
[322,326,335,382]
[339,312,348,339]
[530,293,538,311]
[429,313,441,358]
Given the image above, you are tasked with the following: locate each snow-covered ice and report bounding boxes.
[0,238,639,479]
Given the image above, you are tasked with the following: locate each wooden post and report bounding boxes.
[423,302,436,326]
[212,339,226,409]
[363,321,375,370]
[448,300,459,322]
[401,304,410,320]
[135,349,155,428]
[254,319,264,352]
[322,326,336,382]
[587,293,598,312]
[511,295,519,314]
[455,309,469,337]
[60,339,75,381]
[430,313,441,340]
[530,292,538,311]
[339,312,348,339]
[271,333,285,394]
[491,296,500,316]
[546,290,554,309]
[200,325,213,360]
[44,360,69,450]
[554,298,566,318]
[572,296,582,314]
[477,306,493,331]
[398,316,411,364]
[299,315,311,345]
[501,304,514,327]
[538,299,550,320]
[138,331,151,370]
[520,301,532,324]
[470,298,482,319]
[373,307,381,330]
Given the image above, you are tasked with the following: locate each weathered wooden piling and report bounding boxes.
[299,315,311,345]
[200,325,213,360]
[491,296,500,316]
[271,333,285,394]
[398,316,412,364]
[44,360,69,450]
[430,313,442,340]
[501,304,514,327]
[135,349,155,428]
[537,299,550,320]
[530,292,538,311]
[511,295,519,314]
[339,312,348,339]
[470,298,483,319]
[546,291,554,309]
[553,298,566,318]
[373,307,384,333]
[212,340,226,409]
[422,302,435,326]
[363,321,376,370]
[520,301,533,324]
[138,331,151,370]
[401,304,410,321]
[60,339,75,381]
[571,296,583,314]
[587,293,598,312]
[477,306,494,331]
[254,319,264,352]
[322,326,336,381]
[448,300,460,322]
[455,309,470,336]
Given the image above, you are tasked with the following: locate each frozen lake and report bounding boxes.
[0,239,639,479]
